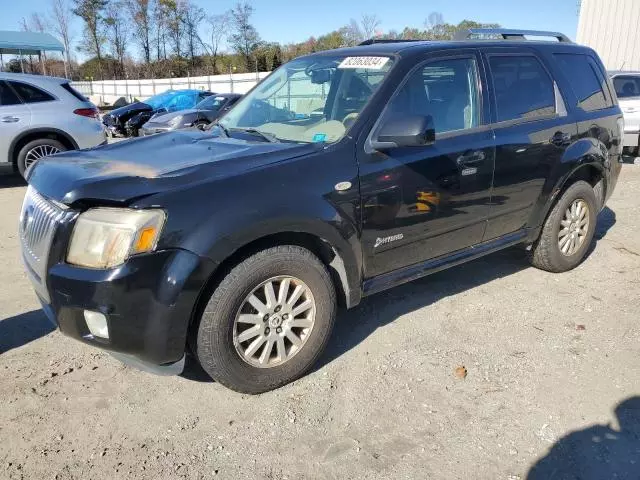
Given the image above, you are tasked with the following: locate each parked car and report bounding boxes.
[0,73,105,177]
[103,89,213,137]
[20,29,623,394]
[140,93,242,136]
[610,71,640,156]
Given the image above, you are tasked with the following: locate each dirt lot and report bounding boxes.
[1,165,639,480]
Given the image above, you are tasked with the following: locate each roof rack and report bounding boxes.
[358,39,423,46]
[453,28,572,43]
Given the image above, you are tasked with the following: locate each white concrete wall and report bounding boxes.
[577,0,640,71]
[72,71,271,106]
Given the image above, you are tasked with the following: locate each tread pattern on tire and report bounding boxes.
[196,245,336,394]
[529,180,597,273]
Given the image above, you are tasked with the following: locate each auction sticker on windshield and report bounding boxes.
[338,56,390,69]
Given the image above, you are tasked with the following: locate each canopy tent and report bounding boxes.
[0,31,66,76]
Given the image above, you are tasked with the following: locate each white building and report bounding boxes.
[577,0,640,71]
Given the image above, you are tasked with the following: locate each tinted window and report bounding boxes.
[489,55,555,122]
[384,57,480,134]
[61,82,88,102]
[554,54,610,111]
[0,82,21,106]
[613,76,640,99]
[9,81,55,103]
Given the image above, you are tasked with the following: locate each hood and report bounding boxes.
[107,101,152,118]
[27,131,320,205]
[147,109,200,125]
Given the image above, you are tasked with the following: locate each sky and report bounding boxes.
[0,0,581,57]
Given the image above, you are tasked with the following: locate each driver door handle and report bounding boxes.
[1,116,20,123]
[457,150,486,167]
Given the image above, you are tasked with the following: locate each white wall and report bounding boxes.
[577,0,640,71]
[72,71,271,106]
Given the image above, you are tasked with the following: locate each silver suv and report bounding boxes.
[0,73,106,177]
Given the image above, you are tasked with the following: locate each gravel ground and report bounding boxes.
[1,164,639,480]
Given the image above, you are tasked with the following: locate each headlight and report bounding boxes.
[168,115,184,128]
[67,208,166,269]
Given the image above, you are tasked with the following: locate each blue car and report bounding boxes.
[103,89,213,137]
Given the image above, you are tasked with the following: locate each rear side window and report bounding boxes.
[553,54,611,111]
[488,55,556,123]
[8,81,55,103]
[0,82,22,106]
[613,76,640,99]
[61,82,88,102]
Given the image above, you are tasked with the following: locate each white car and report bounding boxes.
[0,73,106,177]
[610,72,640,156]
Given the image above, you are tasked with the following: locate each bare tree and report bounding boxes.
[50,0,74,69]
[201,13,229,74]
[104,0,129,78]
[72,0,108,78]
[163,0,185,58]
[228,1,261,71]
[360,14,381,40]
[126,0,153,64]
[182,1,205,63]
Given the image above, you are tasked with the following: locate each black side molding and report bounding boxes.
[362,230,528,296]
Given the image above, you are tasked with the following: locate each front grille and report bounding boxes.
[19,187,72,302]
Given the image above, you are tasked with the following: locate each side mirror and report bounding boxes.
[371,114,436,150]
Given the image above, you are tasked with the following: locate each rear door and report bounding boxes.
[480,47,577,240]
[612,74,640,147]
[0,81,31,164]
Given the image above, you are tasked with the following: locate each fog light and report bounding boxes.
[84,310,109,339]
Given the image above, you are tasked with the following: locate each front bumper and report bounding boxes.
[29,248,215,372]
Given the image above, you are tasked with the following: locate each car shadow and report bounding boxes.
[315,207,617,371]
[527,396,640,479]
[0,310,55,355]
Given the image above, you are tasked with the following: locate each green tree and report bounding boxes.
[228,1,261,71]
[72,0,108,79]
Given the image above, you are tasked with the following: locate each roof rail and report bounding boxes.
[358,38,423,46]
[454,28,572,43]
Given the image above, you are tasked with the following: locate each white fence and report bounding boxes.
[72,71,271,106]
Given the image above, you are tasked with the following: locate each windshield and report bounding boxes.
[219,55,394,143]
[613,76,640,99]
[197,95,227,111]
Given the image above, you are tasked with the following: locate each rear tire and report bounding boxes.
[16,138,66,178]
[196,245,337,394]
[529,180,598,273]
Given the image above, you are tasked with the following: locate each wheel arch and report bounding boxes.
[533,141,609,232]
[9,128,78,166]
[187,227,363,347]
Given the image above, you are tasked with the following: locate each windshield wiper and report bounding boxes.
[230,127,280,143]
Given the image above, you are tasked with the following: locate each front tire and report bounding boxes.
[16,138,66,178]
[529,180,598,273]
[196,245,337,394]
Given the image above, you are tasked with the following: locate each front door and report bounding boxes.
[0,81,30,164]
[358,52,496,278]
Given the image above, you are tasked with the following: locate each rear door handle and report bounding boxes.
[1,116,20,123]
[551,132,571,146]
[457,150,486,167]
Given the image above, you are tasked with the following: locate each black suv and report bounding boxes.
[20,29,622,394]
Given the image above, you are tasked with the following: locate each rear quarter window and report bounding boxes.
[553,53,612,111]
[8,81,55,103]
[61,83,89,102]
